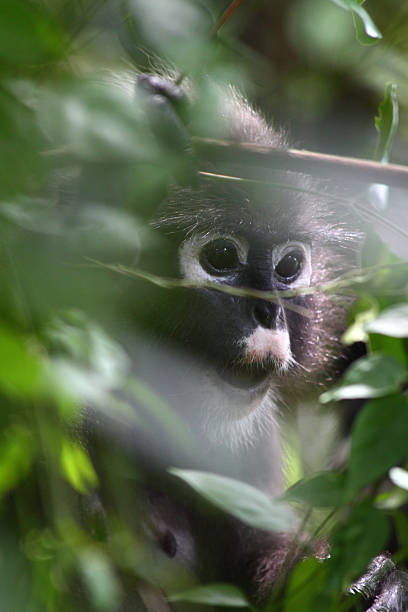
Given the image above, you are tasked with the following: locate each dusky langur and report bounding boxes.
[82,74,408,612]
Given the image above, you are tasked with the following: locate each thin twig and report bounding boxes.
[194,137,408,189]
[209,0,244,37]
[85,258,408,315]
[42,139,408,189]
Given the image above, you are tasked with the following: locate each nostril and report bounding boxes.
[253,303,273,329]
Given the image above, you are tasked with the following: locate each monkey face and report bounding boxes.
[178,230,312,387]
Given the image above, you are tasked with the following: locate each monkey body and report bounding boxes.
[81,75,408,611]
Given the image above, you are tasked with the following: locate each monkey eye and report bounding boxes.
[199,238,241,275]
[275,249,304,282]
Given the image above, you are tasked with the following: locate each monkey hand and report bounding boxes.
[137,73,198,187]
[349,554,408,612]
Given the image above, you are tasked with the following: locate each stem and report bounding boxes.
[194,136,408,189]
[210,0,244,37]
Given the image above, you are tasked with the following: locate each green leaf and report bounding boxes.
[38,82,159,163]
[374,83,399,164]
[0,87,45,197]
[0,530,31,611]
[46,312,130,389]
[329,0,382,44]
[320,354,406,403]
[366,304,408,338]
[348,394,408,493]
[389,467,408,491]
[169,469,294,532]
[60,439,98,494]
[0,426,35,497]
[284,558,327,612]
[328,502,389,589]
[0,326,42,398]
[283,472,346,508]
[369,334,408,367]
[0,0,66,66]
[168,583,249,607]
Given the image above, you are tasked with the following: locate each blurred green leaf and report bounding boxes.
[60,439,98,494]
[0,425,35,496]
[284,558,327,612]
[0,0,66,66]
[328,502,389,589]
[283,471,346,508]
[329,0,382,44]
[170,469,294,532]
[0,530,31,611]
[366,303,408,337]
[71,205,151,260]
[38,82,159,162]
[320,354,406,403]
[0,86,45,197]
[0,197,60,234]
[0,326,42,398]
[46,312,130,387]
[374,83,399,164]
[348,394,408,493]
[169,583,249,607]
[369,334,408,367]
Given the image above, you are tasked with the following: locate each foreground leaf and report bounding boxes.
[366,304,408,337]
[168,583,248,607]
[329,0,382,44]
[320,354,406,403]
[60,440,98,494]
[170,469,293,532]
[0,0,66,65]
[328,502,389,589]
[348,394,408,493]
[284,471,346,508]
[375,83,399,164]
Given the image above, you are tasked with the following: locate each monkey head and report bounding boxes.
[144,169,362,451]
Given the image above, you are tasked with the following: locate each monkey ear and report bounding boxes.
[137,74,198,188]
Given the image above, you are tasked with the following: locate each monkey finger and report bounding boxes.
[365,570,408,612]
[349,555,408,612]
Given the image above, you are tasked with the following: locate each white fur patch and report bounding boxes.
[200,370,278,450]
[242,327,291,366]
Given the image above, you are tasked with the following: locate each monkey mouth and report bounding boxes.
[220,361,272,392]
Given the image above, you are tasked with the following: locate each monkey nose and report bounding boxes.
[252,301,282,330]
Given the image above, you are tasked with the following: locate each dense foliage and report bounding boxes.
[0,1,407,610]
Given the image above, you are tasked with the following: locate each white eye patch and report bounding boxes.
[179,233,248,283]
